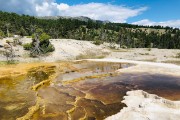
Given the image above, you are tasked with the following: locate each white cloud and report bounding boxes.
[132,19,180,28]
[132,19,155,26]
[57,3,69,11]
[0,0,147,23]
[63,3,147,23]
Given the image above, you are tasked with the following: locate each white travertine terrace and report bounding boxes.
[86,59,180,76]
[105,90,180,120]
[85,59,180,120]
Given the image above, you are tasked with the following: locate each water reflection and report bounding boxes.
[56,61,132,82]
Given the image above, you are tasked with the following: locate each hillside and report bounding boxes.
[37,16,96,22]
[0,11,180,49]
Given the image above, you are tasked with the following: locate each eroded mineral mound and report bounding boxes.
[106,90,180,120]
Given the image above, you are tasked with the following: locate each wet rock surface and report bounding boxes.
[0,61,179,120]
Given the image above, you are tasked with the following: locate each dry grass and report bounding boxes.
[111,49,129,52]
[76,50,109,60]
[163,60,180,65]
[139,53,150,55]
[147,48,152,51]
[175,53,180,58]
[0,49,4,54]
[139,58,157,62]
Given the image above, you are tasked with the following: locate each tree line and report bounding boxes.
[0,11,180,49]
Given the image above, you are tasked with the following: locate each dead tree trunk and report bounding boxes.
[3,41,14,62]
[5,23,10,38]
[30,33,43,57]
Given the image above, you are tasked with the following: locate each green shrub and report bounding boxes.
[27,30,54,56]
[41,43,55,53]
[19,27,27,37]
[40,33,51,42]
[121,45,127,49]
[47,44,55,52]
[26,36,32,38]
[0,30,5,39]
[93,40,103,45]
[38,33,54,53]
[23,43,32,50]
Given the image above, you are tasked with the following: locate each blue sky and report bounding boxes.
[0,0,180,27]
[56,0,180,22]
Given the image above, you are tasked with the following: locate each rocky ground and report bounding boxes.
[0,37,180,65]
[0,37,110,62]
[0,37,180,120]
[107,48,180,65]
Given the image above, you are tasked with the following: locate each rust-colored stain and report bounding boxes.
[0,61,179,120]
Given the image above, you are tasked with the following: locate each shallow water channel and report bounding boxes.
[0,61,180,120]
